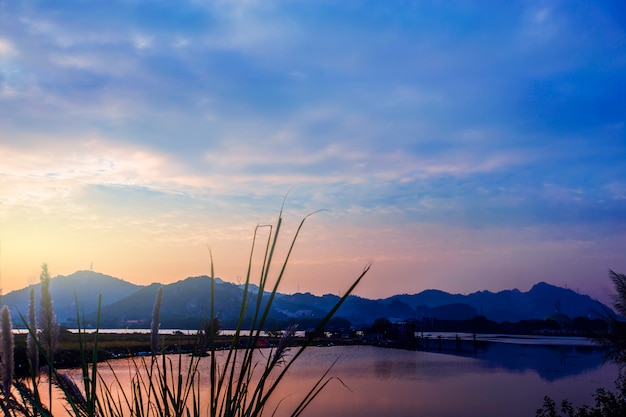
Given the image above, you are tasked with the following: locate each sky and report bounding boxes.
[0,1,625,305]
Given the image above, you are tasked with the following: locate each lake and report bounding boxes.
[268,344,617,417]
[60,334,618,417]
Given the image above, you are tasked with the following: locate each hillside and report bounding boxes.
[388,282,605,323]
[1,271,612,329]
[3,270,141,326]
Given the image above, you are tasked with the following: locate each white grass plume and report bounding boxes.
[1,305,14,395]
[151,286,164,355]
[38,263,60,359]
[27,287,38,375]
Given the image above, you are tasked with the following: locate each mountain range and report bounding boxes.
[1,270,612,329]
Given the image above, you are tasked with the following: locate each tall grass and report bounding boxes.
[38,263,60,414]
[27,289,38,377]
[1,306,14,395]
[0,209,369,417]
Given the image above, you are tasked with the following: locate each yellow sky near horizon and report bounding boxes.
[1,208,620,306]
[0,1,624,306]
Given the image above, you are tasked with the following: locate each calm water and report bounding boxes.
[268,345,617,417]
[62,337,618,417]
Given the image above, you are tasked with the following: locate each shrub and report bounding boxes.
[536,376,626,417]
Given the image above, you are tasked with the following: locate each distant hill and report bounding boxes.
[387,282,606,323]
[93,276,267,329]
[3,270,141,326]
[1,271,613,329]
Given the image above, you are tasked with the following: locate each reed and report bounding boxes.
[27,289,38,376]
[38,263,60,414]
[38,264,60,360]
[1,208,369,417]
[1,306,14,395]
[150,287,164,356]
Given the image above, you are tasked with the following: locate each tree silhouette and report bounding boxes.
[598,270,626,367]
[194,316,221,355]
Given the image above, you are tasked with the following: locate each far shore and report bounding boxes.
[12,328,603,377]
[12,330,355,375]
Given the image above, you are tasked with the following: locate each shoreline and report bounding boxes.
[12,329,604,377]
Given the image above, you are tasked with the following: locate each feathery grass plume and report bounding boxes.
[10,380,48,416]
[0,240,3,307]
[1,305,14,396]
[593,269,626,368]
[150,286,163,355]
[38,263,59,359]
[610,269,626,317]
[51,373,88,415]
[38,263,59,414]
[27,288,38,376]
[271,324,298,368]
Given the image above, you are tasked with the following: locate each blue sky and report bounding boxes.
[0,0,625,304]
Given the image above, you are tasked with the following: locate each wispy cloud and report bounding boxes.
[0,0,624,298]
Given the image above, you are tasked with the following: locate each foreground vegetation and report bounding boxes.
[536,377,626,417]
[11,330,358,375]
[0,209,370,417]
[535,270,626,417]
[0,205,622,416]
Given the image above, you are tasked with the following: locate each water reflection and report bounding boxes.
[274,345,617,417]
[61,344,617,417]
[453,341,607,381]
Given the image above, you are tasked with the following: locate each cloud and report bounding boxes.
[0,0,624,297]
[0,138,173,208]
[0,38,16,56]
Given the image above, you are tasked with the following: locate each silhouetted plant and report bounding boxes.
[38,263,60,413]
[194,316,221,355]
[537,270,626,417]
[595,270,626,367]
[1,306,14,395]
[38,263,60,360]
[150,286,163,355]
[3,208,369,417]
[271,324,298,368]
[536,376,626,417]
[50,372,88,416]
[27,288,38,376]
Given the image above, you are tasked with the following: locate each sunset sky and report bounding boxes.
[0,1,624,304]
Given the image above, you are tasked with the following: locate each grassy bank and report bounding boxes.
[12,330,362,374]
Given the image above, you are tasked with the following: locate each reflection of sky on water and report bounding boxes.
[445,340,606,382]
[283,342,608,382]
[274,346,619,417]
[62,345,619,417]
[422,333,598,346]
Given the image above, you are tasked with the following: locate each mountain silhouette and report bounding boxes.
[3,270,140,325]
[389,282,605,323]
[1,271,611,329]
